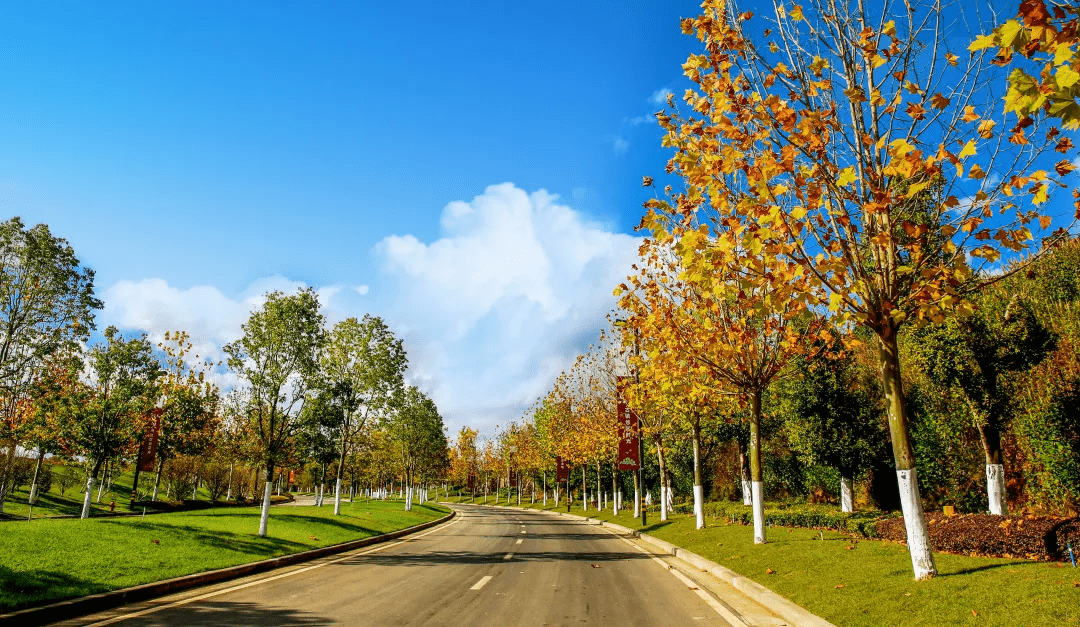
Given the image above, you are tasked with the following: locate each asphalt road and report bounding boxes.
[61,503,744,627]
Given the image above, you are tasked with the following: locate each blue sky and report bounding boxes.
[0,1,704,435]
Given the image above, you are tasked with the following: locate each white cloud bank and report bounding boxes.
[101,183,641,436]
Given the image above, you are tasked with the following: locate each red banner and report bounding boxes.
[288,470,296,483]
[136,410,162,472]
[617,376,640,470]
[556,456,569,481]
[509,468,517,487]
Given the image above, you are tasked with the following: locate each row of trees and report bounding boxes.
[446,0,1079,583]
[0,217,449,536]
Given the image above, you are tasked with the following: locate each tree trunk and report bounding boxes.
[656,437,668,522]
[738,441,752,506]
[596,460,601,511]
[691,420,704,530]
[612,464,619,515]
[258,463,274,537]
[543,471,547,506]
[152,458,164,501]
[750,390,766,544]
[582,466,587,511]
[978,421,1006,516]
[96,460,108,503]
[633,463,641,518]
[877,328,936,580]
[226,464,234,501]
[841,476,854,513]
[28,448,46,505]
[81,476,95,519]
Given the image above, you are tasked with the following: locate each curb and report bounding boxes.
[479,503,837,627]
[0,508,455,627]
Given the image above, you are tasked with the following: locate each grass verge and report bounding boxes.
[450,495,1080,626]
[0,498,447,612]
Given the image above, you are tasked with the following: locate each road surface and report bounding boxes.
[57,503,787,627]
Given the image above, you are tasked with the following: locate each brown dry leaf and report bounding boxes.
[971,609,978,617]
[834,584,845,589]
[766,568,776,574]
[591,564,601,569]
[309,536,319,541]
[845,545,855,550]
[1072,581,1079,588]
[688,586,699,590]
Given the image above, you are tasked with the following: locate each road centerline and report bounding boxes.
[470,575,493,590]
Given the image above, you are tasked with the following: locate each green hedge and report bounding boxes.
[649,499,890,538]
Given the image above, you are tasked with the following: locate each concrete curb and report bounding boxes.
[0,508,455,627]
[515,505,838,627]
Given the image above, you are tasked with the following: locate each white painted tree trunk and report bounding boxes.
[752,481,766,544]
[81,477,95,519]
[28,482,38,506]
[897,469,935,580]
[986,464,1006,516]
[405,484,412,511]
[334,478,342,515]
[258,481,273,537]
[742,480,753,506]
[693,484,704,530]
[96,473,106,503]
[659,486,667,521]
[841,476,854,513]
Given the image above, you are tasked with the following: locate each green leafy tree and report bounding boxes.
[319,315,406,514]
[224,288,325,536]
[773,347,888,512]
[66,327,161,518]
[0,217,100,511]
[385,385,446,511]
[911,284,1054,514]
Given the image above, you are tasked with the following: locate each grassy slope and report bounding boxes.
[0,499,447,612]
[449,495,1080,627]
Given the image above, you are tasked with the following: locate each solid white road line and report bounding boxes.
[605,527,750,627]
[503,552,514,560]
[83,515,461,627]
[470,575,493,590]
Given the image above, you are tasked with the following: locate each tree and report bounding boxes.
[66,327,160,518]
[384,385,446,511]
[773,345,888,512]
[147,331,220,502]
[0,217,100,512]
[224,289,325,537]
[659,0,1062,579]
[911,284,1053,514]
[319,315,406,515]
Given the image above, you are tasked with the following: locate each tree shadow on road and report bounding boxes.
[100,601,333,626]
[340,549,652,567]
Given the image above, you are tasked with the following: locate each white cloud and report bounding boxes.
[374,182,640,434]
[613,138,630,154]
[101,183,641,437]
[648,88,673,106]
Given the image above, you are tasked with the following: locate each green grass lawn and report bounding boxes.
[0,498,447,612]
[457,494,1080,626]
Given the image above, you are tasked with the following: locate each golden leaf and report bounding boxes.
[959,139,977,158]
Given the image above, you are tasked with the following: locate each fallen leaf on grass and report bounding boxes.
[1073,581,1079,588]
[151,539,160,545]
[834,584,845,589]
[309,536,319,541]
[971,609,978,617]
[765,568,775,574]
[845,545,855,550]
[903,592,912,596]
